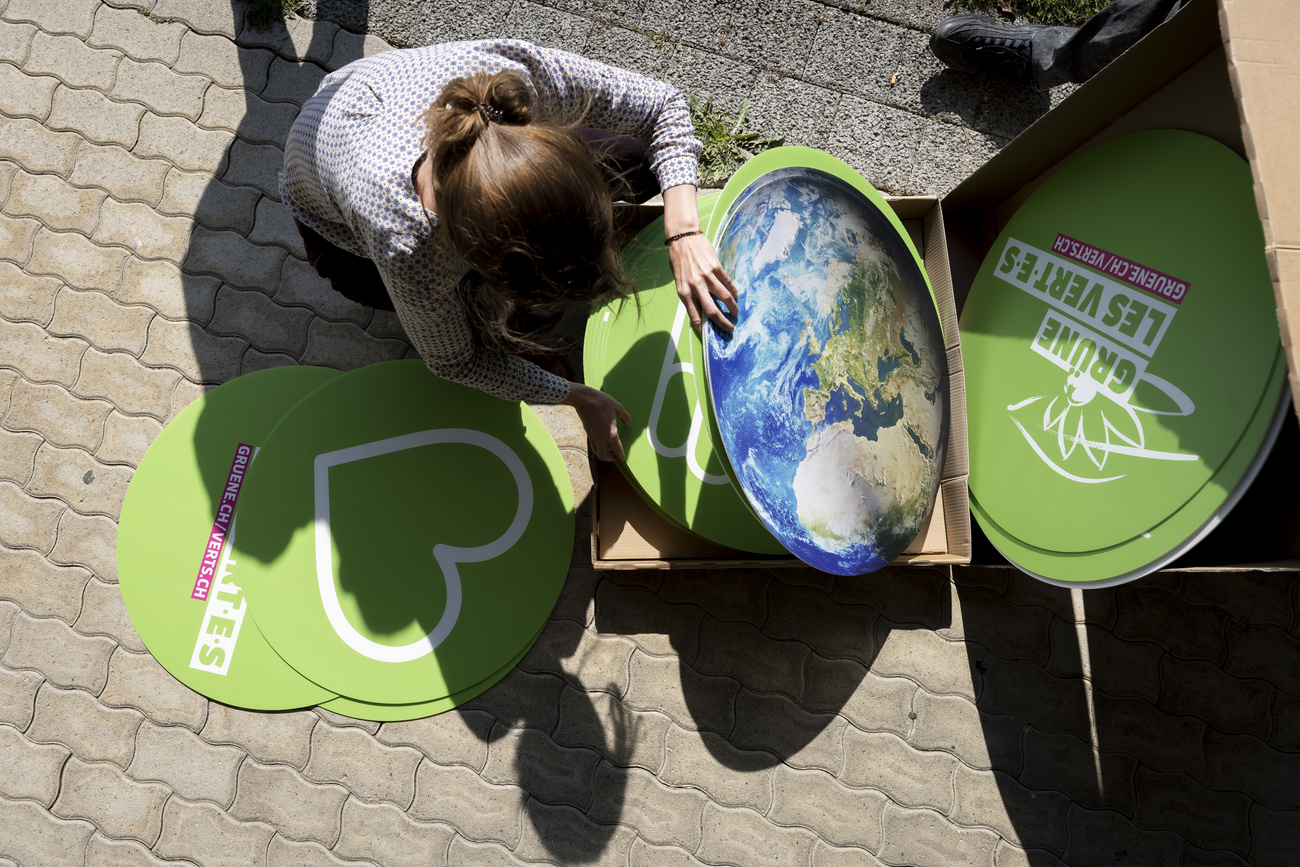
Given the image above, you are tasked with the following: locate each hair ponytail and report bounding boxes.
[421,71,631,356]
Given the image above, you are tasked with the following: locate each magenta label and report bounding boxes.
[1052,234,1188,305]
[191,443,254,601]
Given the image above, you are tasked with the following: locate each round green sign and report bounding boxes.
[117,365,342,710]
[586,195,786,555]
[962,130,1286,585]
[233,360,574,705]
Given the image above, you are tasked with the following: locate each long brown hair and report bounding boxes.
[423,71,629,355]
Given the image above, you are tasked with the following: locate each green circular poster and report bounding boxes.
[117,365,342,710]
[586,195,785,554]
[962,130,1287,585]
[233,360,574,705]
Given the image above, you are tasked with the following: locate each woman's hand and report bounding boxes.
[668,233,737,333]
[561,382,632,462]
[662,184,737,333]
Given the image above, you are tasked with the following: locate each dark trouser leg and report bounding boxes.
[576,127,662,204]
[1030,0,1189,90]
[293,218,396,311]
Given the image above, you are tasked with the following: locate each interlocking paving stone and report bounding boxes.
[185,224,286,288]
[1046,619,1162,703]
[0,723,71,806]
[878,802,1001,867]
[731,689,846,773]
[0,60,56,118]
[208,283,313,356]
[86,831,201,866]
[47,84,144,148]
[1248,803,1300,867]
[951,765,1070,854]
[954,585,1054,667]
[27,227,127,294]
[201,704,318,770]
[26,441,132,518]
[169,377,213,421]
[88,3,186,63]
[693,616,807,699]
[977,654,1093,738]
[135,112,233,173]
[118,256,220,321]
[1180,573,1295,631]
[53,754,169,844]
[553,687,671,774]
[0,657,44,729]
[237,15,337,67]
[660,723,774,812]
[764,580,876,665]
[1090,691,1207,778]
[698,800,819,867]
[770,763,886,850]
[0,427,44,486]
[842,728,956,812]
[657,571,768,629]
[513,798,637,866]
[0,117,82,178]
[992,840,1070,867]
[76,577,142,650]
[50,286,153,355]
[811,841,889,867]
[1157,654,1273,738]
[154,796,274,867]
[112,57,210,119]
[96,410,162,467]
[129,719,246,807]
[23,33,119,93]
[1224,618,1300,695]
[150,0,244,39]
[100,647,208,731]
[376,710,491,772]
[200,84,298,147]
[593,761,708,849]
[1132,765,1251,855]
[298,317,411,369]
[313,708,380,735]
[4,0,100,36]
[0,796,95,865]
[872,622,976,700]
[0,20,37,63]
[141,316,246,383]
[908,688,1025,775]
[28,682,142,768]
[804,658,917,740]
[445,836,531,867]
[303,721,421,808]
[1270,689,1300,752]
[408,761,524,848]
[247,196,303,252]
[0,484,65,553]
[94,198,193,263]
[627,838,711,867]
[175,31,273,91]
[48,508,119,581]
[221,138,284,199]
[594,579,709,659]
[229,760,348,846]
[481,725,600,812]
[1018,727,1138,814]
[4,611,114,691]
[333,798,454,867]
[160,167,261,232]
[0,545,87,620]
[623,648,737,736]
[0,214,41,269]
[1062,805,1183,866]
[69,141,170,204]
[1114,583,1228,663]
[1201,729,1300,814]
[261,55,326,105]
[6,168,105,233]
[524,618,635,697]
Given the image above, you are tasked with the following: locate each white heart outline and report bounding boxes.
[313,429,533,663]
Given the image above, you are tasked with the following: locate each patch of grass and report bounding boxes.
[959,0,1110,27]
[689,94,784,187]
[246,0,310,31]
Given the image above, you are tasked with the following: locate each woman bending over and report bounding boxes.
[280,40,736,462]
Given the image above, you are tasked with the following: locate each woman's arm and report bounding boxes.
[663,183,737,333]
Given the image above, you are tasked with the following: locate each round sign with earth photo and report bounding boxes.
[701,147,950,576]
[961,130,1288,585]
[232,360,574,707]
[117,365,342,711]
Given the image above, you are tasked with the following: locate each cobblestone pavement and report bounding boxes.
[1,0,1298,865]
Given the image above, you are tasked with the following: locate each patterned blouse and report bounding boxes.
[280,39,701,404]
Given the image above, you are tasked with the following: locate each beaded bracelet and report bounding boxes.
[664,230,703,246]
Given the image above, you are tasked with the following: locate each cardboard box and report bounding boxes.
[591,196,972,570]
[941,0,1300,570]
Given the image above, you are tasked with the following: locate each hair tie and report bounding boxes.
[476,102,504,124]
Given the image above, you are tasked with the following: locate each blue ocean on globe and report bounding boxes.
[705,167,949,575]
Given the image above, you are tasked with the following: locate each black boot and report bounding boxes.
[929,14,1046,83]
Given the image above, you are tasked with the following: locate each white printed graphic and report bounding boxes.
[189,519,247,676]
[647,301,729,484]
[312,429,532,663]
[995,238,1197,482]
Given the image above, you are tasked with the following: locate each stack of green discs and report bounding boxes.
[962,130,1288,586]
[584,193,787,555]
[117,361,574,721]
